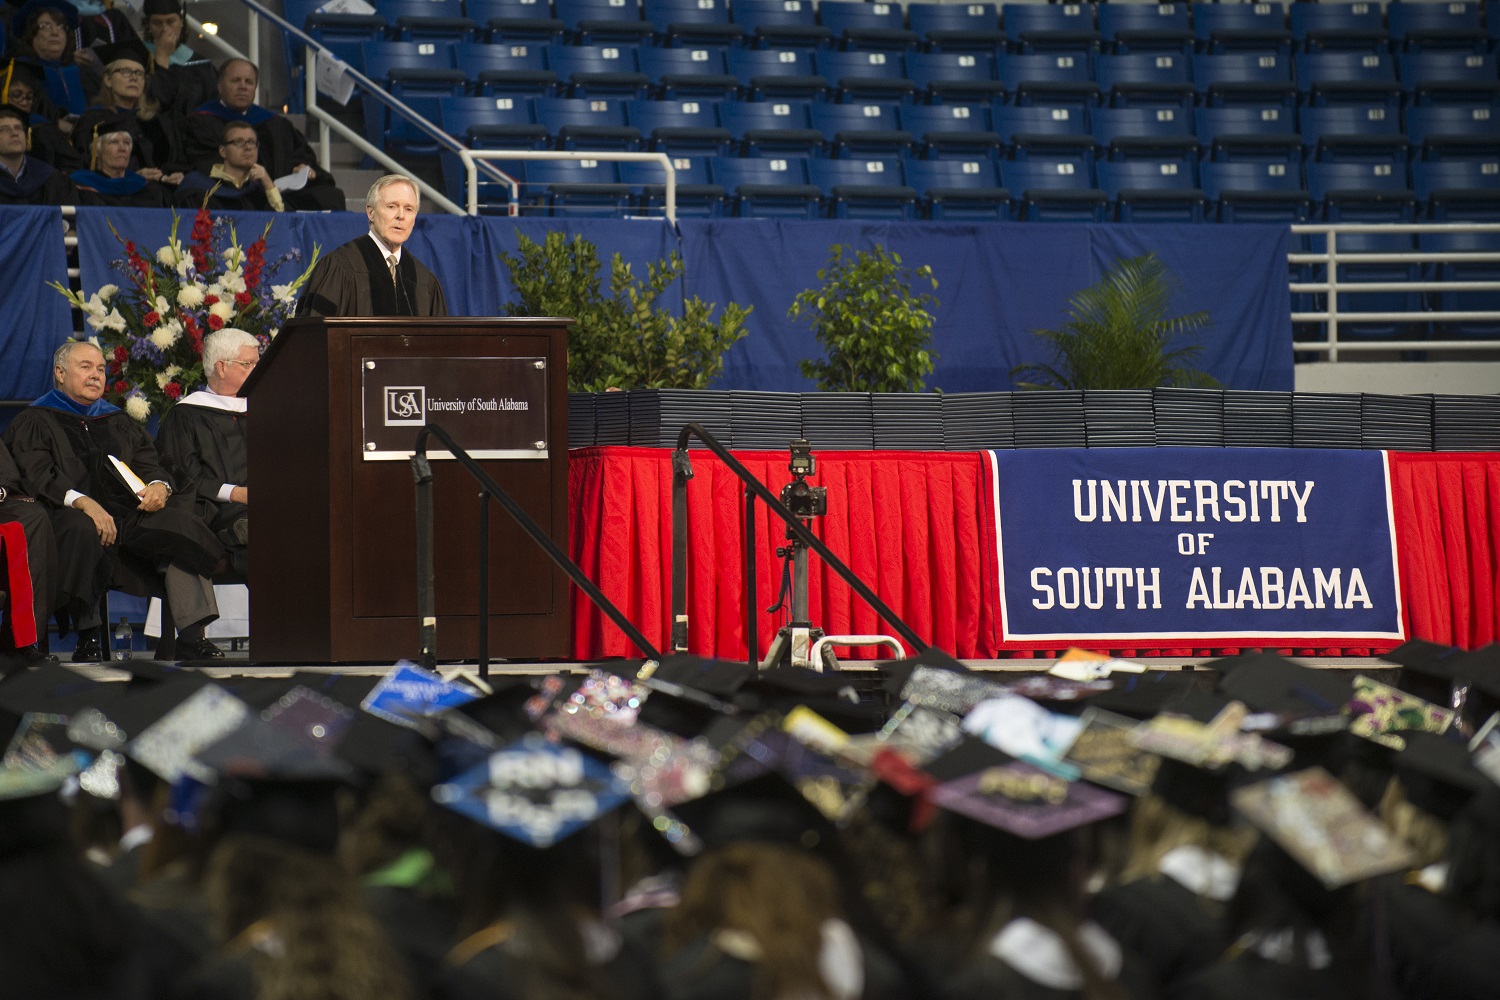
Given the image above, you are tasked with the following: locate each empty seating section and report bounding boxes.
[331,0,1500,230]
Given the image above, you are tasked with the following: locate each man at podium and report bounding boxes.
[296,174,449,319]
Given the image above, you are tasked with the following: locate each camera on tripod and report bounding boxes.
[780,439,827,520]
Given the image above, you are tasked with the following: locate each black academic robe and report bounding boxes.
[154,396,248,535]
[181,103,346,211]
[0,438,57,644]
[0,154,77,205]
[1167,955,1354,1000]
[24,116,84,174]
[297,235,450,318]
[172,170,277,211]
[658,933,912,1000]
[147,52,217,120]
[1091,877,1231,994]
[71,105,185,174]
[435,927,662,1000]
[2,403,224,626]
[71,171,172,207]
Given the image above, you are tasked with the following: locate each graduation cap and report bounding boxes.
[928,757,1129,841]
[360,661,481,732]
[446,675,549,745]
[1231,767,1416,889]
[1346,673,1456,751]
[1393,730,1486,822]
[0,752,83,858]
[10,0,79,37]
[645,655,753,699]
[431,732,631,849]
[635,674,741,744]
[1215,654,1354,718]
[882,646,970,700]
[97,39,153,71]
[1455,645,1500,732]
[1061,708,1162,798]
[669,766,839,855]
[1087,670,1225,722]
[1380,639,1466,708]
[142,0,185,19]
[122,680,252,784]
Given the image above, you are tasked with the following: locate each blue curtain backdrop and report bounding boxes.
[0,207,76,400]
[42,209,1294,399]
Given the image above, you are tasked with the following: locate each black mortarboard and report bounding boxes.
[1086,671,1221,721]
[0,663,120,717]
[450,676,549,744]
[10,0,79,37]
[921,734,1012,783]
[142,0,184,17]
[0,756,77,857]
[335,711,439,788]
[1455,645,1500,731]
[1394,730,1486,822]
[1380,639,1465,707]
[3,60,47,102]
[100,671,212,742]
[646,655,753,699]
[735,666,885,735]
[1216,654,1355,717]
[97,39,152,70]
[670,768,838,854]
[212,775,349,854]
[635,676,741,743]
[1150,755,1240,827]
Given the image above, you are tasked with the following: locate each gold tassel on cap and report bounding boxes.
[90,121,102,171]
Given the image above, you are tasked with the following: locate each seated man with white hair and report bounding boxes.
[155,329,254,568]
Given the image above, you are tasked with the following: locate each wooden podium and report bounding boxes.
[242,316,571,663]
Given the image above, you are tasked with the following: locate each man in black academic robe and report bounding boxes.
[0,102,76,205]
[141,0,218,119]
[0,437,57,663]
[2,342,225,662]
[155,329,253,574]
[297,175,449,318]
[173,118,282,212]
[181,58,346,212]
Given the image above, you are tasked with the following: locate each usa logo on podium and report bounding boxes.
[384,386,426,426]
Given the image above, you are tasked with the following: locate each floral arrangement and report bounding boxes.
[50,208,319,422]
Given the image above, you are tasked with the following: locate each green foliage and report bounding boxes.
[1011,252,1215,391]
[498,231,751,392]
[790,244,939,393]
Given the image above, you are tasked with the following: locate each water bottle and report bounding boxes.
[113,616,133,660]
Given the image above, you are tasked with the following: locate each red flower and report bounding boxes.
[234,291,252,307]
[204,294,219,306]
[164,382,182,400]
[112,380,128,394]
[207,314,225,331]
[125,240,136,256]
[113,345,128,363]
[142,311,160,326]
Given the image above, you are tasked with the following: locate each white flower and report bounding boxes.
[97,284,119,301]
[225,246,245,269]
[156,246,178,268]
[155,365,182,389]
[176,255,193,279]
[177,285,205,308]
[221,271,247,295]
[86,335,101,348]
[124,395,151,422]
[208,301,235,322]
[150,322,181,350]
[81,293,109,318]
[153,295,171,316]
[271,283,294,303]
[99,309,127,332]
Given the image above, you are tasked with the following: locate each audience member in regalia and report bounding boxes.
[155,328,254,570]
[0,58,82,171]
[0,340,225,662]
[173,119,282,211]
[183,57,346,211]
[140,0,216,118]
[71,38,185,182]
[0,101,76,204]
[7,0,97,116]
[0,436,57,664]
[71,120,172,206]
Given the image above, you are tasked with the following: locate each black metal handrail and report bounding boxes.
[670,423,930,661]
[412,424,663,675]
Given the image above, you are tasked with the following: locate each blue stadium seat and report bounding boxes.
[1098,159,1206,222]
[641,0,743,47]
[1419,230,1500,336]
[730,0,832,50]
[1309,230,1423,340]
[306,11,386,73]
[467,0,565,43]
[1296,52,1401,110]
[1096,3,1192,56]
[899,103,1003,160]
[1192,53,1298,110]
[1306,161,1418,221]
[901,156,1010,219]
[534,96,642,149]
[719,100,825,156]
[813,50,918,103]
[818,2,919,53]
[997,159,1105,221]
[1192,2,1292,56]
[547,43,651,97]
[553,0,655,43]
[455,42,558,97]
[1001,3,1099,56]
[1094,53,1194,111]
[625,98,733,154]
[637,46,739,99]
[710,156,823,216]
[1091,106,1197,167]
[526,157,634,216]
[905,52,1006,105]
[1289,2,1388,53]
[380,0,476,41]
[438,95,543,206]
[1406,105,1500,160]
[1386,0,1486,52]
[808,102,915,158]
[619,155,727,216]
[726,48,829,101]
[362,41,467,153]
[1195,106,1301,165]
[995,53,1100,112]
[1399,52,1500,107]
[1299,106,1408,166]
[808,158,919,218]
[992,104,1094,168]
[907,2,1003,53]
[1412,159,1500,219]
[1201,161,1312,223]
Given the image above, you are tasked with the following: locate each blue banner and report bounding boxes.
[0,206,73,401]
[989,448,1403,643]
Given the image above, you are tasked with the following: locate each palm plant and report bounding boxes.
[1011,252,1215,390]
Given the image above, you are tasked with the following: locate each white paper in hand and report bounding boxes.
[108,454,148,495]
[274,164,312,192]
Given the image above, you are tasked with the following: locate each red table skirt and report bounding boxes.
[568,448,1500,662]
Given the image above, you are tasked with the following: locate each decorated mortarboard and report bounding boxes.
[96,38,153,69]
[897,663,1009,716]
[221,672,378,713]
[361,661,481,731]
[669,765,839,854]
[1048,648,1148,683]
[1001,674,1115,705]
[839,702,964,769]
[776,729,875,824]
[882,647,969,699]
[929,758,1129,840]
[193,686,357,780]
[962,693,1086,780]
[1216,654,1355,718]
[1061,707,1161,797]
[99,671,213,742]
[1346,673,1455,751]
[126,682,251,784]
[1230,766,1416,889]
[431,732,631,849]
[1132,701,1293,772]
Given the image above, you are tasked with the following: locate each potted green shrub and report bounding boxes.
[1012,252,1215,391]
